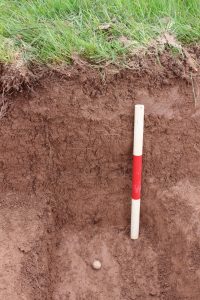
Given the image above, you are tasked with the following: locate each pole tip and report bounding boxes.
[135,104,144,108]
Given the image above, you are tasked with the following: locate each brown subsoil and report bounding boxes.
[0,52,200,299]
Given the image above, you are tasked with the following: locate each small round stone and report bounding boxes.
[92,260,102,270]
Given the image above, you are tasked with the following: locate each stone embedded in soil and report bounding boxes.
[92,260,102,270]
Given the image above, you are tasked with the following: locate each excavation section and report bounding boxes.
[0,64,200,299]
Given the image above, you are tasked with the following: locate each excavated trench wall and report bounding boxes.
[0,63,200,299]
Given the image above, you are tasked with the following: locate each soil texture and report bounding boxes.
[0,53,200,299]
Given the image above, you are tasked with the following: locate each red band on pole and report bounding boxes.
[132,155,142,200]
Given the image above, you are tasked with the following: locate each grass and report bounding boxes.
[0,0,200,64]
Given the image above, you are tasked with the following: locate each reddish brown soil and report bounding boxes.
[0,54,200,299]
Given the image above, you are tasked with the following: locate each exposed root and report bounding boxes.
[0,96,8,119]
[0,63,36,94]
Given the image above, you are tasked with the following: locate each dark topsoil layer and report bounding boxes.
[0,50,200,300]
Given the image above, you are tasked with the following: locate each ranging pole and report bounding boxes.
[131,104,144,240]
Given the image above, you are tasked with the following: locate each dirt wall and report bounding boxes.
[0,57,200,299]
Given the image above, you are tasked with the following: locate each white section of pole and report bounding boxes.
[133,105,144,156]
[131,199,140,240]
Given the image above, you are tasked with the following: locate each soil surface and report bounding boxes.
[0,52,200,299]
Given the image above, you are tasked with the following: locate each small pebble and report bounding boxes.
[92,260,102,270]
